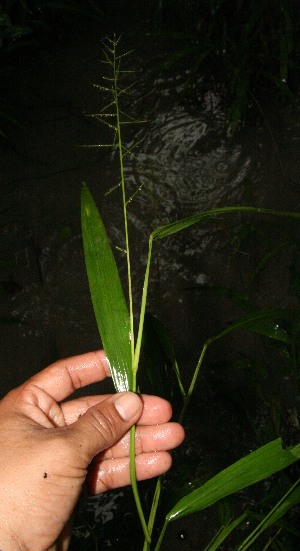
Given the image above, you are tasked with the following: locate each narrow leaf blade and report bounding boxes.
[151,207,300,241]
[81,183,132,391]
[212,310,294,344]
[204,513,247,551]
[167,438,300,521]
[237,480,300,550]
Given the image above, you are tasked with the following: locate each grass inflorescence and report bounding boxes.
[81,35,300,551]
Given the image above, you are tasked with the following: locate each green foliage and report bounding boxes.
[80,37,300,551]
[167,439,300,520]
[153,440,300,549]
[81,184,132,392]
[236,479,300,550]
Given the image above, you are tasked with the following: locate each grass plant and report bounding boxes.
[80,36,300,550]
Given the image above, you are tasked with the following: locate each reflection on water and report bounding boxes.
[124,87,250,220]
[104,80,251,319]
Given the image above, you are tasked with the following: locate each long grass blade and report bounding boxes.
[237,479,300,550]
[139,207,299,382]
[210,309,293,344]
[151,207,300,241]
[204,513,247,551]
[81,183,132,391]
[181,309,294,420]
[166,438,300,521]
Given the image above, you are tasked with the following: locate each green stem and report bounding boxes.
[133,237,153,374]
[142,476,162,550]
[111,36,150,544]
[144,341,207,548]
[179,340,209,423]
[236,479,300,551]
[154,518,169,551]
[130,425,151,543]
[112,37,135,361]
[150,340,210,549]
[147,477,161,534]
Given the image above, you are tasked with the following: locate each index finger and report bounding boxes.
[29,350,110,402]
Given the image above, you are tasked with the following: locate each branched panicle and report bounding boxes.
[82,34,300,551]
[88,35,146,155]
[88,35,151,544]
[84,34,149,358]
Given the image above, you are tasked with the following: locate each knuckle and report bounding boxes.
[97,468,115,493]
[88,463,117,494]
[16,381,37,402]
[88,407,119,446]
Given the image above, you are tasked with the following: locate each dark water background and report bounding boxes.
[1,8,300,550]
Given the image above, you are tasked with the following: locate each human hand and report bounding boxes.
[0,350,184,551]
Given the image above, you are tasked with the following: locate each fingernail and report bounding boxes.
[115,392,142,421]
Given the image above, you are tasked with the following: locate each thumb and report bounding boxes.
[69,392,143,461]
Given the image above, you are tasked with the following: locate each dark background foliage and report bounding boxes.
[1,0,300,136]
